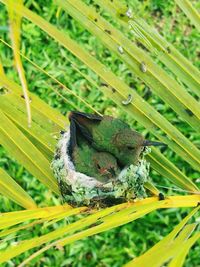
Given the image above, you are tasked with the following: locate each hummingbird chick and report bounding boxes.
[69,111,167,167]
[69,118,120,183]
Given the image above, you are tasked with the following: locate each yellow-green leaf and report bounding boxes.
[0,167,36,209]
[168,232,200,267]
[0,206,86,238]
[124,206,200,267]
[0,196,199,263]
[0,205,72,230]
[0,110,59,194]
[95,0,200,98]
[175,0,200,31]
[1,0,200,173]
[7,0,31,126]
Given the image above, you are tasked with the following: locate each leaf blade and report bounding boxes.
[1,0,200,172]
[0,167,36,209]
[0,110,59,194]
[175,0,200,31]
[0,196,199,263]
[7,0,31,126]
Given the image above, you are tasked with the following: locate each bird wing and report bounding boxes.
[68,111,102,144]
[68,119,77,158]
[69,111,102,121]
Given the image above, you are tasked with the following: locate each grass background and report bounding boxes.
[0,0,200,266]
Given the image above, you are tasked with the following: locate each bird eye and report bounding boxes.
[97,164,101,170]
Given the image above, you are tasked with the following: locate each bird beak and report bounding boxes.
[143,140,167,147]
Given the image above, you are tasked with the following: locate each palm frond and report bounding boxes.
[0,205,90,238]
[2,0,199,172]
[57,0,200,130]
[0,197,199,264]
[7,0,31,126]
[0,167,36,209]
[175,0,200,30]
[0,1,199,265]
[168,232,200,267]
[0,67,198,193]
[125,206,200,266]
[0,109,59,193]
[95,0,200,98]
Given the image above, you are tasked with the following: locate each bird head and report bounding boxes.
[93,152,119,180]
[112,129,166,166]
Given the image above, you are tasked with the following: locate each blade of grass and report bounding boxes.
[0,167,36,209]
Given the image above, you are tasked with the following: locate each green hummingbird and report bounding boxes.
[69,118,120,183]
[69,111,167,167]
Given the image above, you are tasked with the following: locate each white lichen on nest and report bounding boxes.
[51,130,150,207]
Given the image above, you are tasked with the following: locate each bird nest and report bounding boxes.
[51,130,151,207]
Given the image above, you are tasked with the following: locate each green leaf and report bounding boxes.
[124,206,200,267]
[0,39,98,114]
[0,206,85,238]
[1,59,198,191]
[0,71,67,129]
[175,0,200,31]
[0,93,56,153]
[0,205,74,230]
[147,149,199,192]
[0,110,59,194]
[0,167,36,209]
[125,224,197,267]
[1,0,200,173]
[57,0,200,131]
[7,0,31,126]
[95,0,200,98]
[168,232,200,267]
[0,196,199,263]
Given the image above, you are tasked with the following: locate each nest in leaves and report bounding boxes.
[51,130,150,207]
